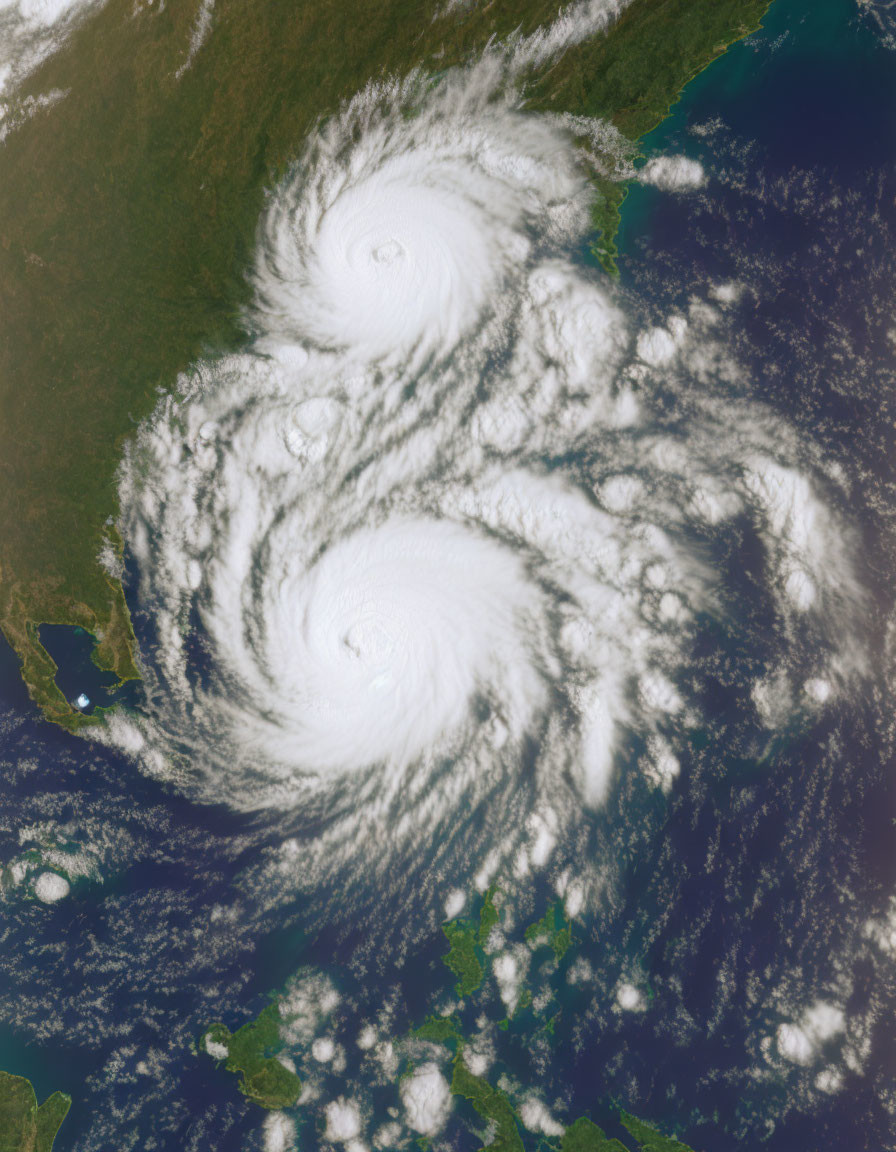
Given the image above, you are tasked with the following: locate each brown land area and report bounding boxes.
[0,0,772,725]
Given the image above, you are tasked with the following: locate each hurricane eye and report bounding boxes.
[371,239,404,266]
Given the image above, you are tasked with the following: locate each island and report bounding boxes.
[199,1003,302,1111]
[442,885,499,997]
[0,1070,70,1152]
[423,892,702,1152]
[202,889,704,1151]
[524,899,573,962]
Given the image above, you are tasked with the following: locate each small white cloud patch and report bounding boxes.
[616,982,646,1012]
[175,0,214,79]
[263,1113,297,1152]
[356,1025,377,1050]
[519,1098,565,1137]
[312,1037,335,1063]
[444,889,466,919]
[33,872,70,903]
[203,1035,228,1061]
[776,1001,845,1065]
[640,155,706,191]
[325,1097,362,1144]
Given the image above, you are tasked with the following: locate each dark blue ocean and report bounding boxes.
[1,0,894,1148]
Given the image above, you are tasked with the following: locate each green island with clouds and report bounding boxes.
[0,0,772,727]
[414,890,700,1152]
[200,889,702,1150]
[199,1003,302,1111]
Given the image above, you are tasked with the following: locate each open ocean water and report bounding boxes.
[1,0,895,1149]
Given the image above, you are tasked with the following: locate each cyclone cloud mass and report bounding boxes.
[111,57,866,888]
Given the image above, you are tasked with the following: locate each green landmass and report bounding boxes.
[527,0,774,274]
[619,1112,696,1152]
[561,1117,629,1152]
[530,0,772,139]
[448,1056,699,1152]
[200,896,702,1146]
[0,0,775,723]
[414,1014,464,1048]
[588,179,629,279]
[417,892,701,1152]
[442,886,500,997]
[451,1057,525,1152]
[0,1070,71,1152]
[443,919,486,998]
[525,900,572,962]
[553,1111,698,1152]
[199,1003,301,1110]
[478,886,500,945]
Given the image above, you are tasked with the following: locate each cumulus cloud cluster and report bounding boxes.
[776,1001,845,1066]
[110,54,865,893]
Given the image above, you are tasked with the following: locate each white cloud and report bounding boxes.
[644,737,680,792]
[325,1097,362,1144]
[375,1040,399,1078]
[203,1035,228,1061]
[709,281,742,306]
[527,811,557,868]
[0,0,102,106]
[400,1063,452,1135]
[463,1046,491,1077]
[815,1068,843,1094]
[357,1025,377,1051]
[863,897,896,956]
[493,946,530,1016]
[263,1113,297,1152]
[616,982,646,1012]
[776,1002,845,1065]
[803,677,832,705]
[373,1122,403,1149]
[311,1037,335,1063]
[279,972,340,1047]
[640,155,706,191]
[444,889,466,919]
[636,319,688,366]
[520,1098,565,1137]
[33,871,70,903]
[174,0,214,79]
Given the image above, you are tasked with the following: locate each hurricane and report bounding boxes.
[110,57,867,895]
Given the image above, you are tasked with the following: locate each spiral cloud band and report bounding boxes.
[111,58,865,881]
[253,66,592,369]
